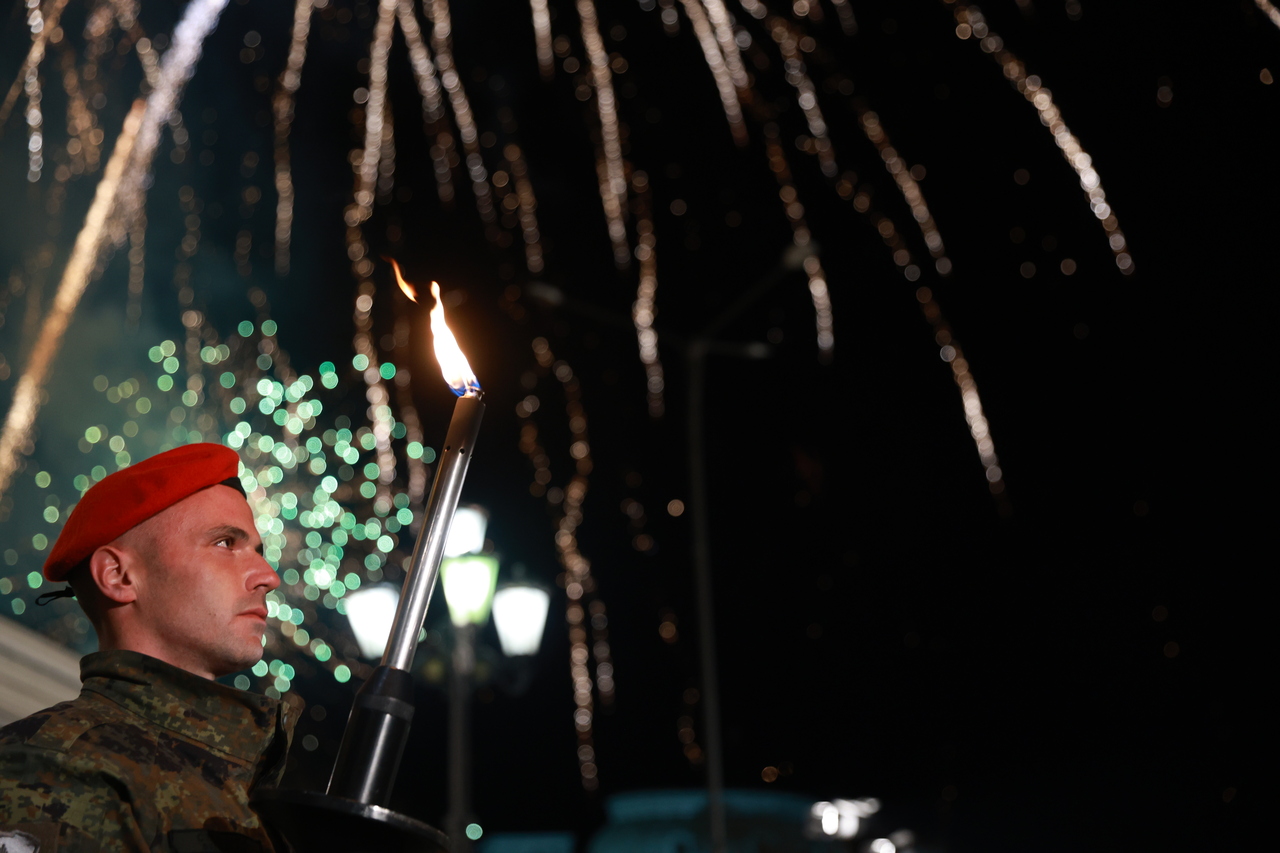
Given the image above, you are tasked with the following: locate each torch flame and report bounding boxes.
[429,280,481,397]
[389,257,417,302]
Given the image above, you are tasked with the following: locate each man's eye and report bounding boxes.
[215,538,232,548]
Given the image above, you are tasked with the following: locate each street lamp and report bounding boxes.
[491,584,551,657]
[441,556,499,628]
[343,584,400,660]
[444,504,489,558]
[340,505,487,661]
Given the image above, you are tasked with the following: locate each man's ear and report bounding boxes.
[89,545,138,605]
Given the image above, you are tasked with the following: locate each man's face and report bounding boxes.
[121,485,279,679]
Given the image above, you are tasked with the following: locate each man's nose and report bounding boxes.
[250,554,281,591]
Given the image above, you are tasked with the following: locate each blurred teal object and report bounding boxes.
[478,832,576,853]
[590,790,838,853]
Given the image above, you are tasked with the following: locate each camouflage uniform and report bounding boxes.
[0,650,296,852]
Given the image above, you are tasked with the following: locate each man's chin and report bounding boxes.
[209,648,267,681]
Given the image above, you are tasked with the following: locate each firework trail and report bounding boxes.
[395,0,457,205]
[273,0,314,276]
[112,0,231,249]
[576,0,630,267]
[530,0,554,80]
[945,2,1132,272]
[699,0,749,88]
[0,102,143,500]
[630,172,664,417]
[518,338,609,790]
[427,0,497,225]
[0,0,71,130]
[1256,0,1280,30]
[345,0,400,505]
[1,0,228,495]
[677,0,747,145]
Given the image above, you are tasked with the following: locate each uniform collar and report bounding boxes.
[80,649,294,766]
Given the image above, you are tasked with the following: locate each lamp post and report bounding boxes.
[441,506,498,853]
[344,505,550,851]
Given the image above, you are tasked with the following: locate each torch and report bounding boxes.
[253,266,482,853]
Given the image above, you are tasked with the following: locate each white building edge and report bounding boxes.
[0,616,83,727]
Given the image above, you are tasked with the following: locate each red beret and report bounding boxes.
[44,443,244,582]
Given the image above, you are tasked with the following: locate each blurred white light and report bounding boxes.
[846,797,880,817]
[870,840,896,853]
[492,584,552,656]
[441,555,499,627]
[821,803,839,836]
[444,505,488,557]
[807,799,864,840]
[344,584,400,658]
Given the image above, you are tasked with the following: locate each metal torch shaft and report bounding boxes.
[327,392,485,806]
[384,392,485,670]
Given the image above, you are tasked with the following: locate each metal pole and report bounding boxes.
[384,393,485,672]
[327,392,485,806]
[687,340,727,853]
[448,623,476,853]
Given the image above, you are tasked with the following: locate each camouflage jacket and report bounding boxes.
[0,650,296,852]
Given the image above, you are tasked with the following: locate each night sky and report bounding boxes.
[0,1,1272,851]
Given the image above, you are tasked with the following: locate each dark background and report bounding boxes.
[1,0,1272,850]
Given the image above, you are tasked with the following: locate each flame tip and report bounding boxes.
[428,279,478,393]
[390,258,418,303]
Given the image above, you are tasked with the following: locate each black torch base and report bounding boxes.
[252,789,449,853]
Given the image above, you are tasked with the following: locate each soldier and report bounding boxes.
[0,444,294,852]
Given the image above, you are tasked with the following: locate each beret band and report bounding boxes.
[43,443,244,582]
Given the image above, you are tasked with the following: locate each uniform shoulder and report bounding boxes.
[0,693,122,754]
[1,701,148,851]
